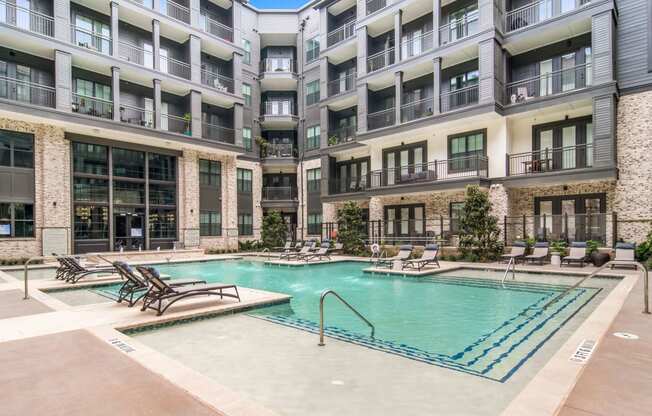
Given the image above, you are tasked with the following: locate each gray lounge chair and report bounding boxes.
[403,244,440,271]
[138,266,240,316]
[377,245,413,268]
[302,246,331,262]
[561,242,587,267]
[524,242,549,265]
[63,256,116,283]
[502,241,527,263]
[283,241,315,260]
[611,242,637,269]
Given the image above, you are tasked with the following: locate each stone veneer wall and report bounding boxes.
[507,181,616,216]
[0,118,70,258]
[614,90,652,243]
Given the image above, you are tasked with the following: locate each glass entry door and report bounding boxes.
[114,207,145,251]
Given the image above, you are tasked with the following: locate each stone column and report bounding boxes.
[478,0,498,32]
[181,150,200,247]
[319,6,329,51]
[152,19,160,71]
[232,1,241,45]
[153,78,162,129]
[190,0,201,29]
[357,25,368,76]
[394,10,402,64]
[189,34,201,84]
[223,156,238,249]
[190,90,202,138]
[357,0,366,19]
[320,155,330,199]
[432,0,441,47]
[110,2,119,57]
[433,57,441,114]
[54,0,70,42]
[153,0,161,14]
[320,58,329,100]
[232,52,242,95]
[357,83,368,133]
[233,103,244,146]
[111,66,121,122]
[54,50,72,112]
[320,105,329,148]
[394,71,403,124]
[488,184,509,238]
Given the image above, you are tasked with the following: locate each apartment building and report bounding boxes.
[0,0,649,256]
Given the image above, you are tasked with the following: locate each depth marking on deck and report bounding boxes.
[569,339,597,364]
[108,338,136,353]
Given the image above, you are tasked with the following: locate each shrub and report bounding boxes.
[550,240,567,255]
[336,201,366,255]
[635,229,652,262]
[238,240,262,252]
[458,185,504,262]
[261,211,288,249]
[586,240,599,256]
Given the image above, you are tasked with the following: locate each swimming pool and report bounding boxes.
[108,260,605,382]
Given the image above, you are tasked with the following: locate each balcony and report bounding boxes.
[261,143,297,159]
[162,113,190,135]
[327,72,356,98]
[70,25,112,55]
[440,85,479,112]
[327,20,356,48]
[505,63,591,105]
[260,58,296,73]
[330,156,489,195]
[401,31,434,60]
[328,126,356,146]
[120,104,154,128]
[161,0,190,24]
[119,41,153,68]
[401,97,434,123]
[366,0,387,15]
[202,14,233,42]
[202,122,235,144]
[200,69,234,93]
[0,0,53,37]
[367,108,395,130]
[505,0,591,33]
[506,144,594,176]
[0,75,55,108]
[259,58,298,91]
[438,13,479,46]
[160,55,191,80]
[72,94,113,119]
[367,48,395,73]
[260,100,298,128]
[262,186,297,201]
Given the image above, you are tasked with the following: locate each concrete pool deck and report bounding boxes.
[0,254,649,416]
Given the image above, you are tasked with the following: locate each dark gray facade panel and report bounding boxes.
[615,0,652,91]
[592,94,615,167]
[237,193,253,214]
[199,187,220,211]
[0,168,35,203]
[592,11,615,85]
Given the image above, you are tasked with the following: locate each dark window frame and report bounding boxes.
[0,129,35,169]
[237,168,252,193]
[238,213,253,235]
[0,202,34,238]
[307,167,321,193]
[200,210,222,236]
[447,128,487,173]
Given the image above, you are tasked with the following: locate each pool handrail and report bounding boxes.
[501,256,517,288]
[318,289,375,346]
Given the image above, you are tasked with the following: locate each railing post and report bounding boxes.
[522,214,526,238]
[564,212,569,242]
[475,154,480,177]
[504,216,507,243]
[543,214,547,241]
[439,215,443,238]
[612,212,618,247]
[505,153,510,176]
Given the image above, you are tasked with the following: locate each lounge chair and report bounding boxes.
[277,242,299,260]
[302,246,331,262]
[331,242,344,254]
[62,256,117,283]
[501,241,527,264]
[561,242,587,267]
[524,242,549,265]
[377,245,413,268]
[611,242,637,269]
[284,241,315,260]
[137,266,240,316]
[403,244,440,271]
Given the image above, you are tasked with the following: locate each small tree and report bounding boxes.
[458,185,504,261]
[261,211,288,249]
[336,201,366,255]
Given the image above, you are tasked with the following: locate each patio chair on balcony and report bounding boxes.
[610,242,637,269]
[524,242,549,265]
[561,242,588,267]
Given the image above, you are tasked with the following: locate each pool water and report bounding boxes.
[111,260,602,382]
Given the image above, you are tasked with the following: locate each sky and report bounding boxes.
[249,0,309,9]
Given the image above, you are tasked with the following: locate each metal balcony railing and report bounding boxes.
[366,0,387,15]
[367,48,395,73]
[160,55,191,79]
[119,41,154,68]
[0,0,54,36]
[162,113,190,135]
[120,104,154,128]
[505,63,591,104]
[201,69,234,93]
[202,14,233,42]
[262,186,297,201]
[162,0,190,23]
[327,20,355,47]
[327,72,356,97]
[263,100,296,116]
[400,97,434,122]
[438,13,479,46]
[440,85,479,112]
[202,122,235,144]
[262,143,296,158]
[327,126,356,146]
[0,75,55,108]
[507,144,594,176]
[72,94,113,119]
[401,31,434,60]
[70,25,112,55]
[504,212,607,245]
[260,58,296,73]
[367,107,395,130]
[505,0,590,32]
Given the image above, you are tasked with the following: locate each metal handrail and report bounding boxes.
[318,289,375,346]
[501,256,516,288]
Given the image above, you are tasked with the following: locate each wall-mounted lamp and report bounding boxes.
[52,201,57,207]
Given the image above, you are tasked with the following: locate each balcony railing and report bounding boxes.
[401,31,434,60]
[507,144,594,176]
[327,20,355,47]
[160,55,191,79]
[401,97,434,122]
[202,122,235,144]
[504,213,607,245]
[367,48,395,73]
[366,0,387,15]
[330,156,488,194]
[505,63,591,105]
[0,75,55,108]
[0,0,54,37]
[72,94,113,119]
[201,69,234,93]
[162,113,190,135]
[262,143,296,158]
[327,72,356,97]
[202,14,233,42]
[262,186,297,201]
[70,25,112,55]
[119,41,154,68]
[328,126,356,146]
[263,101,296,116]
[260,58,296,73]
[120,104,154,128]
[438,13,479,46]
[367,107,395,130]
[440,85,479,112]
[162,0,190,24]
[505,0,590,32]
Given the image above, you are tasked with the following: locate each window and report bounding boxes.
[74,205,108,240]
[199,159,221,187]
[238,213,253,235]
[113,148,145,178]
[243,127,252,151]
[306,37,320,63]
[237,168,252,193]
[72,13,111,54]
[148,153,176,181]
[242,83,252,107]
[0,203,34,238]
[306,125,320,150]
[448,130,486,172]
[0,129,34,168]
[307,168,321,193]
[73,143,107,175]
[307,213,322,235]
[149,208,177,239]
[243,39,251,64]
[306,80,320,106]
[200,211,221,236]
[450,202,464,233]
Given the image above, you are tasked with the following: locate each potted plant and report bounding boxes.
[550,240,567,266]
[587,240,609,266]
[328,136,339,146]
[183,113,192,136]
